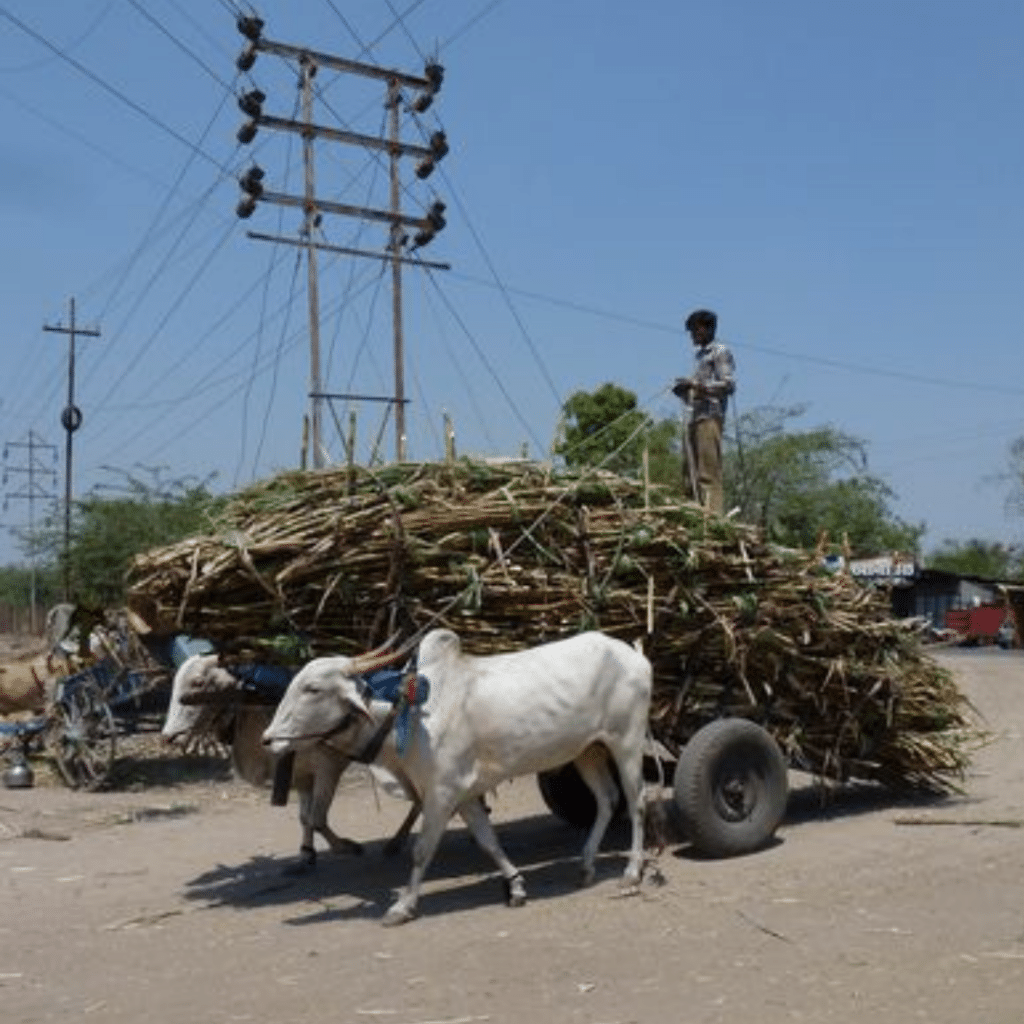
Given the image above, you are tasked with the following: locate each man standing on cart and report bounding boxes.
[672,308,736,514]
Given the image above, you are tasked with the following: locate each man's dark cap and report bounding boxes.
[685,308,717,333]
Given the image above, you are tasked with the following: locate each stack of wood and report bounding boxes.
[125,459,980,792]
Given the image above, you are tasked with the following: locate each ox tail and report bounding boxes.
[642,729,669,862]
[632,636,668,860]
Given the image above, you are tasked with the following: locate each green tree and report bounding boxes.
[552,390,920,554]
[0,563,62,611]
[725,404,923,553]
[926,540,1021,579]
[644,417,685,489]
[554,382,683,485]
[554,383,652,476]
[32,467,222,607]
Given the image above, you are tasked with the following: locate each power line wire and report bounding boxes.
[91,87,237,334]
[423,268,546,456]
[125,0,234,91]
[437,167,564,410]
[446,271,1024,399]
[441,0,508,49]
[89,210,239,424]
[0,0,114,74]
[252,247,304,473]
[382,0,429,63]
[0,4,230,173]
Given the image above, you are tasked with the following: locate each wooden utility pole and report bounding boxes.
[387,79,407,461]
[299,54,325,469]
[44,297,100,599]
[232,16,449,467]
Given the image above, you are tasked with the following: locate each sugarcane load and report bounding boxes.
[125,458,979,806]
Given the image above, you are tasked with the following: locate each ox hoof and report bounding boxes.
[612,879,642,899]
[283,848,317,876]
[382,905,417,927]
[579,866,597,888]
[504,873,527,907]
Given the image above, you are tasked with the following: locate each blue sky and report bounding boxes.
[1,0,1022,568]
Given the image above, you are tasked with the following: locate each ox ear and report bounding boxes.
[338,676,376,723]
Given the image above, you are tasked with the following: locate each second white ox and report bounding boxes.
[262,628,654,925]
[162,654,419,872]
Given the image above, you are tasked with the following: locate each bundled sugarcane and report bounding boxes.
[125,459,981,792]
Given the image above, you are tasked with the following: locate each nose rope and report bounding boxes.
[267,705,399,765]
[271,711,358,746]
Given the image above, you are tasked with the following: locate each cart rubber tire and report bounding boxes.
[537,761,624,828]
[46,680,117,791]
[673,718,788,858]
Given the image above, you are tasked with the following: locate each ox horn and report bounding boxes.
[348,631,412,676]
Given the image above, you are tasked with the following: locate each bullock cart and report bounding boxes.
[124,460,979,858]
[0,619,171,790]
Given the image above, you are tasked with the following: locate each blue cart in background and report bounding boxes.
[1,629,171,791]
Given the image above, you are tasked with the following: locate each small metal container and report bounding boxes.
[2,756,35,789]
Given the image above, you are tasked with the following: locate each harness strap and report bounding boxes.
[271,751,294,806]
[348,700,404,765]
[281,668,428,760]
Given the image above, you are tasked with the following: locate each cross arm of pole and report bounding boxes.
[254,38,431,90]
[256,113,436,161]
[310,392,410,403]
[43,324,100,338]
[258,189,433,229]
[246,231,451,271]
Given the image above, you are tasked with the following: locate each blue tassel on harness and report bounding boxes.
[360,668,431,755]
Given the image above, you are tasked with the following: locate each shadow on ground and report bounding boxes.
[180,810,644,924]
[784,776,957,824]
[173,773,967,923]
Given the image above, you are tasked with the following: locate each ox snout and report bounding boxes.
[161,726,186,746]
[161,712,197,746]
[261,728,295,757]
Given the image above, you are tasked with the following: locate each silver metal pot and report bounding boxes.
[2,757,35,789]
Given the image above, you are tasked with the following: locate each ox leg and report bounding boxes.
[606,741,647,890]
[288,780,322,875]
[382,792,456,926]
[310,749,363,858]
[383,800,421,858]
[287,751,361,876]
[458,798,527,907]
[380,767,423,857]
[572,745,619,886]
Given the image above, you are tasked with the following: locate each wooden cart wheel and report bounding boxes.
[46,679,117,791]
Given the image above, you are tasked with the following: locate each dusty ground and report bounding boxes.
[1,642,1022,1024]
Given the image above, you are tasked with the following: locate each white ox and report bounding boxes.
[262,628,653,925]
[161,654,419,872]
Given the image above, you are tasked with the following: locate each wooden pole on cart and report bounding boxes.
[681,407,700,505]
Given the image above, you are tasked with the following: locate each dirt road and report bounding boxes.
[1,649,1022,1024]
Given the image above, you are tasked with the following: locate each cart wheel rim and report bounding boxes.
[713,770,758,821]
[47,684,117,790]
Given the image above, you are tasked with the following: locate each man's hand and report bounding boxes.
[672,377,693,400]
